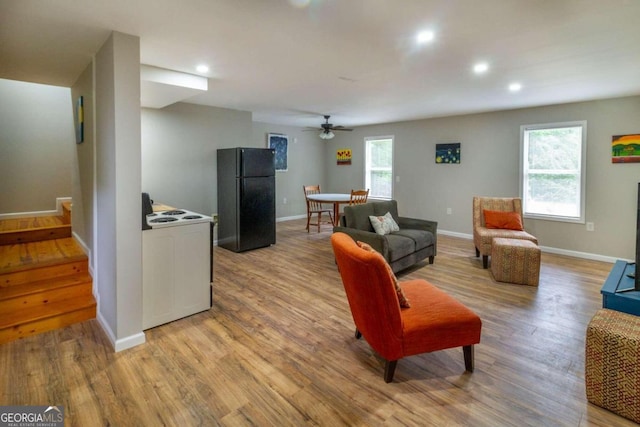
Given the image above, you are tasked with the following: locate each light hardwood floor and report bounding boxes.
[0,219,635,426]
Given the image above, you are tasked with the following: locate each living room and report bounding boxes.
[1,1,640,425]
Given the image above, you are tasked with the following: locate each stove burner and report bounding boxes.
[150,217,178,223]
[183,215,203,220]
[162,210,186,216]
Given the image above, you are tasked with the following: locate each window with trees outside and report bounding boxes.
[519,121,586,223]
[365,136,393,199]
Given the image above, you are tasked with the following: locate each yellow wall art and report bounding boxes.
[337,148,352,165]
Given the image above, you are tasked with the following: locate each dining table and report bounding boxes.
[305,193,351,226]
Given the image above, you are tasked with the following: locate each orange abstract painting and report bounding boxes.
[612,134,640,163]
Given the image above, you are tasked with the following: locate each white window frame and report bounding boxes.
[364,136,394,200]
[519,121,587,223]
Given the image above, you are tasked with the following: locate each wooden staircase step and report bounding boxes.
[0,237,85,276]
[0,225,72,245]
[61,201,72,225]
[0,273,93,313]
[0,294,96,344]
[1,258,88,288]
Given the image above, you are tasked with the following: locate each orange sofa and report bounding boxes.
[331,232,482,382]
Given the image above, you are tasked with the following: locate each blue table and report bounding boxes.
[601,260,640,316]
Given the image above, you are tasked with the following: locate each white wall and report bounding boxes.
[326,96,640,260]
[0,79,73,213]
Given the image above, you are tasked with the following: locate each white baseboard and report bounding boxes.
[437,229,618,264]
[0,196,72,219]
[277,214,306,222]
[114,332,146,352]
[437,229,472,240]
[96,310,146,352]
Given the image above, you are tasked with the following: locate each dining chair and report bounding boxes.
[349,189,369,205]
[303,185,334,233]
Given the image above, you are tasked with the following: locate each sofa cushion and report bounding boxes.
[392,229,434,251]
[372,200,400,223]
[369,212,400,235]
[385,234,416,262]
[344,203,375,231]
[357,241,410,308]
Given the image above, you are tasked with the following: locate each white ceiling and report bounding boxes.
[1,0,639,129]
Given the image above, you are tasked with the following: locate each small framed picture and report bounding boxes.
[268,133,288,171]
[435,143,460,164]
[75,96,84,144]
[612,134,640,163]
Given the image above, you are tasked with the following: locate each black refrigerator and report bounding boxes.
[217,148,276,252]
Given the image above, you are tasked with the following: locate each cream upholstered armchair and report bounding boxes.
[472,196,538,268]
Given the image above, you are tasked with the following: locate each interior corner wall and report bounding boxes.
[326,95,640,260]
[95,31,143,350]
[0,78,74,214]
[251,122,327,219]
[141,102,252,217]
[71,63,94,261]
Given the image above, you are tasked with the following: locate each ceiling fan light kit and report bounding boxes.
[319,130,335,140]
[307,115,353,140]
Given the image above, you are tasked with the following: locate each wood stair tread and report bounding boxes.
[0,272,92,300]
[0,238,87,276]
[0,256,88,279]
[0,293,96,329]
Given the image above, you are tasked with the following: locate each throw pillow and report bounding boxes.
[483,210,524,231]
[369,212,400,236]
[356,241,411,308]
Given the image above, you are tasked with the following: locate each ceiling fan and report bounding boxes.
[306,115,353,140]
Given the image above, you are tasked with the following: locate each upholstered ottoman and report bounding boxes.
[490,237,540,286]
[585,309,640,423]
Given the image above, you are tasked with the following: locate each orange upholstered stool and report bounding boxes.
[490,237,540,286]
[585,309,640,423]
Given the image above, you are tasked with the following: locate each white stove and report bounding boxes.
[145,209,213,229]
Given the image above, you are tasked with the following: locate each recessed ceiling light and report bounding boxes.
[196,65,209,74]
[473,62,489,74]
[416,30,435,44]
[509,82,522,92]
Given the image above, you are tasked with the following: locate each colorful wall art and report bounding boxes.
[337,148,352,165]
[612,134,640,163]
[435,143,460,164]
[75,96,84,144]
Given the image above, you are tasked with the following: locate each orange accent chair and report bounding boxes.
[331,232,482,382]
[472,196,538,268]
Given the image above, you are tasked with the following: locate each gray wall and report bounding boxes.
[95,31,144,349]
[326,96,640,260]
[71,62,94,259]
[141,103,252,216]
[252,122,327,219]
[141,107,327,222]
[3,75,638,264]
[0,79,73,213]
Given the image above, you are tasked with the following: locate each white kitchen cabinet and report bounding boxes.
[142,222,212,329]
